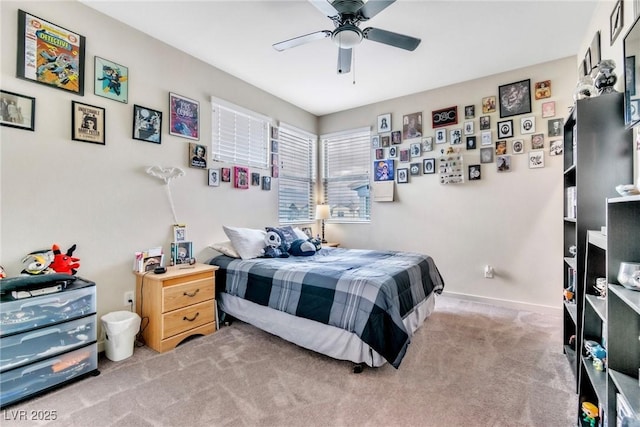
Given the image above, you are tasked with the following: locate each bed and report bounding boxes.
[209,245,444,369]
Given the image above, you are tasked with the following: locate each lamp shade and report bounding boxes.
[315,204,330,220]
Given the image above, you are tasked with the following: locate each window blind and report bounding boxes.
[211,97,270,168]
[278,123,317,224]
[321,127,371,222]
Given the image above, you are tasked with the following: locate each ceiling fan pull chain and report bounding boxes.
[352,49,356,85]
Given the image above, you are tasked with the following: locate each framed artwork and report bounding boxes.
[189,143,207,169]
[591,31,601,66]
[17,10,86,95]
[389,146,398,158]
[431,106,458,128]
[374,159,394,181]
[479,116,490,131]
[391,130,402,144]
[272,164,279,178]
[512,139,524,154]
[584,47,593,74]
[482,96,496,113]
[498,79,531,118]
[496,155,511,172]
[377,113,391,133]
[261,176,272,190]
[233,166,249,189]
[208,168,220,187]
[375,148,384,160]
[497,119,514,138]
[466,136,477,150]
[403,112,422,139]
[94,56,127,103]
[169,92,199,140]
[396,168,409,184]
[520,116,535,134]
[173,241,193,265]
[464,105,475,119]
[550,139,564,156]
[495,140,507,155]
[464,121,474,135]
[610,0,624,45]
[625,55,636,97]
[481,130,492,146]
[534,80,551,100]
[531,133,544,150]
[381,135,390,147]
[251,172,260,186]
[435,128,447,144]
[221,167,231,182]
[271,140,279,154]
[410,143,421,157]
[71,101,105,145]
[399,148,410,162]
[542,101,556,118]
[450,128,462,145]
[528,150,545,169]
[0,89,35,131]
[548,118,564,137]
[371,134,380,148]
[423,158,435,174]
[422,136,434,152]
[173,224,187,242]
[480,147,494,164]
[409,163,421,176]
[468,164,481,181]
[301,227,313,238]
[271,126,279,139]
[132,105,162,143]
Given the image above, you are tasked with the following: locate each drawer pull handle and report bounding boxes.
[183,312,200,322]
[183,289,200,297]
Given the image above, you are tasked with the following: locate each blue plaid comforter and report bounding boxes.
[210,247,445,368]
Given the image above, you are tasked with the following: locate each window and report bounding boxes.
[211,97,270,168]
[278,123,317,224]
[321,127,371,222]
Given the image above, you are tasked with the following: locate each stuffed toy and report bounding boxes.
[308,237,322,251]
[289,239,317,257]
[49,244,80,275]
[263,231,289,258]
[20,248,54,275]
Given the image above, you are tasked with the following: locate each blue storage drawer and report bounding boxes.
[0,286,96,337]
[0,343,97,407]
[0,315,96,372]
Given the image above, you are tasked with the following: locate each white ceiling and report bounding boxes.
[80,0,597,116]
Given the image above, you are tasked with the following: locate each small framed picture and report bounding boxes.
[251,172,260,186]
[233,166,249,189]
[0,89,35,131]
[391,130,402,145]
[498,79,531,118]
[377,113,391,133]
[466,136,477,150]
[272,164,280,178]
[423,158,435,174]
[371,134,380,148]
[301,227,313,238]
[542,101,556,118]
[189,143,207,169]
[132,105,162,143]
[375,148,384,160]
[497,119,514,138]
[464,105,475,119]
[531,133,545,150]
[71,101,105,145]
[399,148,410,162]
[173,224,187,242]
[480,147,494,163]
[262,175,272,190]
[397,168,409,183]
[464,121,474,135]
[208,168,220,187]
[409,162,421,176]
[496,155,511,172]
[520,116,535,134]
[534,80,551,100]
[528,150,545,168]
[374,159,394,181]
[468,164,481,181]
[431,106,458,128]
[481,130,492,146]
[422,136,434,152]
[221,167,231,182]
[512,139,525,154]
[271,126,279,140]
[548,118,563,137]
[496,140,507,155]
[389,146,398,158]
[94,56,128,103]
[173,241,193,265]
[479,115,490,130]
[271,139,279,153]
[403,112,423,139]
[381,135,390,147]
[169,92,199,140]
[482,96,496,113]
[435,128,447,144]
[610,0,623,45]
[410,143,421,157]
[450,128,463,145]
[550,139,564,156]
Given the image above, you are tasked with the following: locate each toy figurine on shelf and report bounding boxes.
[581,402,598,427]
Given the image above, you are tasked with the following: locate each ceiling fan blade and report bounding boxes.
[337,47,352,74]
[273,30,332,52]
[363,27,421,51]
[359,0,395,20]
[309,0,339,18]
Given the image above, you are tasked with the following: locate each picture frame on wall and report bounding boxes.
[466,136,477,150]
[550,139,564,156]
[409,163,421,176]
[262,176,272,190]
[374,159,394,181]
[396,168,409,184]
[479,115,490,130]
[94,56,128,103]
[431,106,457,128]
[481,130,492,146]
[389,146,398,158]
[534,80,551,99]
[377,113,391,133]
[233,166,249,189]
[482,96,496,113]
[480,147,494,163]
[512,139,524,154]
[189,143,207,169]
[468,164,481,181]
[0,89,35,131]
[610,0,624,45]
[371,134,380,148]
[497,119,514,138]
[208,168,220,187]
[541,101,556,118]
[169,92,199,140]
[17,10,86,95]
[221,167,231,182]
[528,150,545,169]
[520,116,535,134]
[497,155,511,172]
[422,136,434,152]
[402,112,422,139]
[423,158,435,174]
[132,105,162,143]
[435,128,447,144]
[71,101,105,145]
[548,118,564,137]
[498,79,531,118]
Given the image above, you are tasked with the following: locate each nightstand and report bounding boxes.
[134,263,218,352]
[324,242,340,248]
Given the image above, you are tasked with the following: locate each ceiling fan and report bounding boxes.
[272,0,421,74]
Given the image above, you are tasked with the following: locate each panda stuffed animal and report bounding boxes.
[263,230,289,258]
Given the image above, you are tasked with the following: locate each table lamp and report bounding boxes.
[315,204,330,243]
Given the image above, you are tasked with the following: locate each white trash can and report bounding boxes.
[101,311,141,362]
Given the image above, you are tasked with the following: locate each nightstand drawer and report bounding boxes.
[162,300,214,339]
[163,278,214,313]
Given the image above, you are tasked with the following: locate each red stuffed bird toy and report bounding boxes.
[49,244,80,275]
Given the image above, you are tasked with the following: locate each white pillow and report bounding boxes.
[208,241,240,258]
[222,226,266,260]
[293,227,309,240]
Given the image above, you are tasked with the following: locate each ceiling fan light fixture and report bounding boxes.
[332,25,363,49]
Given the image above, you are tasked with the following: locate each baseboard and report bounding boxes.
[440,291,562,316]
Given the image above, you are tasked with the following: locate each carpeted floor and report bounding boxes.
[2,295,577,426]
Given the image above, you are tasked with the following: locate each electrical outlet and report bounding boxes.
[124,291,134,306]
[484,265,494,279]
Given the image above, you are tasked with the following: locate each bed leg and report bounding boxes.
[352,363,364,374]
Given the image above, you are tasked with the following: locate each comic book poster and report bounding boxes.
[71,101,105,145]
[169,92,199,140]
[94,56,128,103]
[17,10,85,95]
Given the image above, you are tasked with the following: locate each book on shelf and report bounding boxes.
[565,186,577,219]
[170,241,193,265]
